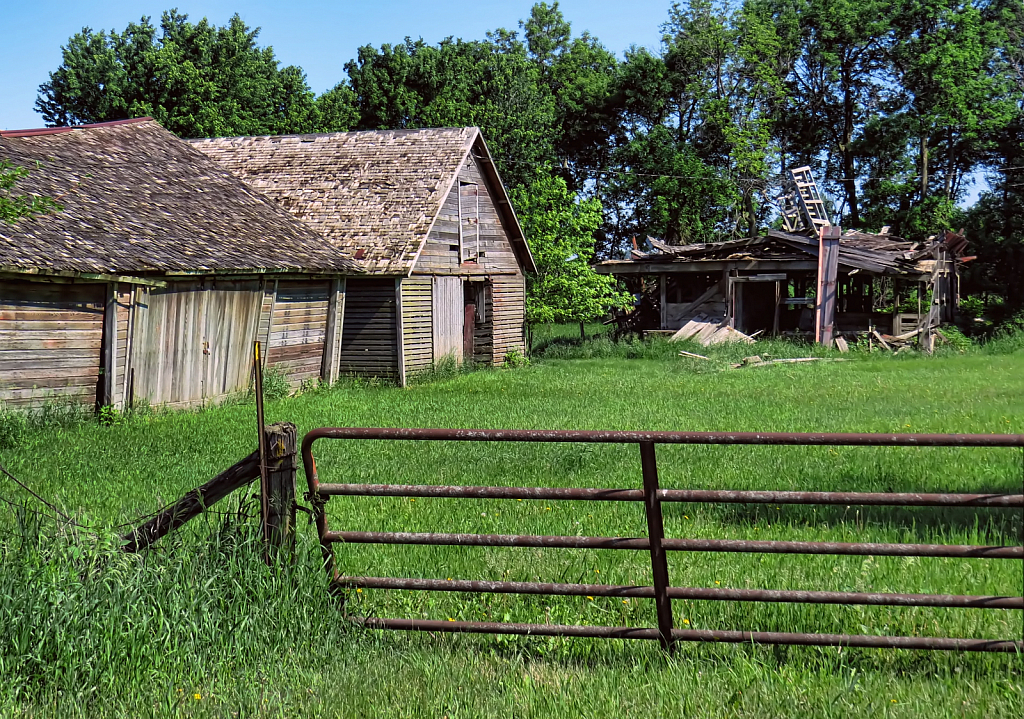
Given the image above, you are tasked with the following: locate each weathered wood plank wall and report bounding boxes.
[416,153,521,276]
[0,279,105,407]
[401,276,432,378]
[491,275,525,364]
[338,278,398,379]
[266,280,329,386]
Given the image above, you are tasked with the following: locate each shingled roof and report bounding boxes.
[0,118,358,276]
[189,127,534,274]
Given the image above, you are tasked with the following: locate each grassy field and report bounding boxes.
[0,333,1021,717]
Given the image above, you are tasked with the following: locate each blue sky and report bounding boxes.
[0,0,670,131]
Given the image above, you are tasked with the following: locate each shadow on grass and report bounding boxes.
[346,614,1022,678]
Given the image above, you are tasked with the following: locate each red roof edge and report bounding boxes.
[0,116,154,138]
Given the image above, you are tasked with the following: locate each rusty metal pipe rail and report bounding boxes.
[338,576,1024,609]
[303,427,1024,448]
[326,530,1023,558]
[319,482,1024,507]
[302,426,1024,654]
[357,618,1021,653]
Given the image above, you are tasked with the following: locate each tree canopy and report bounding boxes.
[32,1,1024,318]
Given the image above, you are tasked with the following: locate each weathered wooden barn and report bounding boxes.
[0,118,359,409]
[189,127,535,385]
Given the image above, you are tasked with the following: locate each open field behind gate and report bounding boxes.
[0,338,1022,717]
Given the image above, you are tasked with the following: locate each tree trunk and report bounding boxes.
[842,76,860,228]
[745,191,757,239]
[920,135,929,201]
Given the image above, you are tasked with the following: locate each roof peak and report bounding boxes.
[0,117,154,139]
[189,126,478,143]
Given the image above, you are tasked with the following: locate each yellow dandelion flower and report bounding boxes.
[682,619,690,625]
[194,693,202,701]
[594,569,600,574]
[622,599,629,604]
[545,507,551,511]
[683,515,689,520]
[714,581,720,585]
[356,588,362,593]
[448,617,455,622]
[517,499,522,502]
[587,596,594,601]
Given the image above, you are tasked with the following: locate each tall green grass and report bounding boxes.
[0,345,1021,717]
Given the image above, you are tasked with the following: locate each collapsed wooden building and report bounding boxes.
[1,119,532,410]
[596,168,967,349]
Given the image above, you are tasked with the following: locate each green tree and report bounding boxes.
[341,35,556,188]
[885,0,1014,236]
[775,0,895,228]
[0,162,61,224]
[511,174,630,324]
[36,10,325,137]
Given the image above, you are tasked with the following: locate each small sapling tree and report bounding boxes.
[512,173,631,343]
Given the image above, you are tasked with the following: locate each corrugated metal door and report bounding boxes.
[432,276,464,363]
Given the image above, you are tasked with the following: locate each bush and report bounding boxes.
[27,398,89,430]
[0,405,27,449]
[259,365,292,400]
[503,348,530,368]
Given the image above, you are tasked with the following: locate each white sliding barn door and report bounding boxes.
[432,276,464,363]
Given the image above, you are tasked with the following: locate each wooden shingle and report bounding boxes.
[189,128,483,275]
[0,119,358,275]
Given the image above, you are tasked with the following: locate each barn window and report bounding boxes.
[458,180,479,263]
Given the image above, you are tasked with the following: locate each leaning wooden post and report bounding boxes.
[263,421,298,556]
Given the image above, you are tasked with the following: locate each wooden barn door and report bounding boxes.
[132,280,261,407]
[432,276,464,363]
[338,279,399,378]
[202,280,263,401]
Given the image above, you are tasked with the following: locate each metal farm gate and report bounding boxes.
[302,428,1024,653]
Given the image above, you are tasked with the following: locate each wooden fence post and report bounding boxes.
[263,421,298,555]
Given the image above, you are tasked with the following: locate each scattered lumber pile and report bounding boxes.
[669,313,756,346]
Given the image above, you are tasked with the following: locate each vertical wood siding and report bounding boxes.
[0,279,104,407]
[131,280,261,407]
[112,284,133,408]
[204,281,263,398]
[256,280,276,358]
[415,153,521,277]
[491,274,525,365]
[432,276,464,362]
[401,276,433,377]
[338,278,398,379]
[266,280,329,386]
